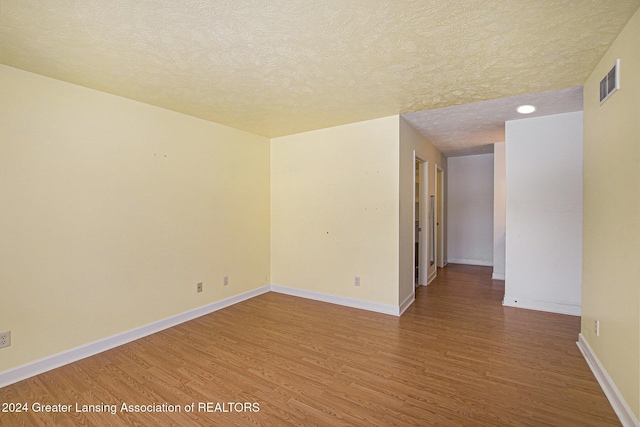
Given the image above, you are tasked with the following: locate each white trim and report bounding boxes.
[577,334,639,427]
[427,269,437,285]
[414,154,429,287]
[0,283,416,389]
[435,164,445,269]
[399,292,415,316]
[0,285,270,389]
[420,157,429,287]
[502,295,581,316]
[270,284,401,316]
[492,272,505,280]
[447,258,493,267]
[412,151,418,290]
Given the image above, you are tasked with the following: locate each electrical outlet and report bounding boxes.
[197,282,203,293]
[595,320,600,336]
[223,276,229,286]
[354,276,360,286]
[0,331,11,349]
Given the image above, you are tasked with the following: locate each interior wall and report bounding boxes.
[504,111,583,316]
[442,157,448,265]
[399,118,445,305]
[493,142,506,280]
[446,154,494,266]
[436,165,445,268]
[0,65,271,372]
[270,116,401,307]
[582,6,639,420]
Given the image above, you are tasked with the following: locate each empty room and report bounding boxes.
[1,1,638,426]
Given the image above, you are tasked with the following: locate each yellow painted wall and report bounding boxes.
[270,117,400,306]
[582,7,640,419]
[0,65,271,372]
[399,118,445,305]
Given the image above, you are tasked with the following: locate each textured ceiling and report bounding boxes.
[402,86,584,157]
[0,1,638,140]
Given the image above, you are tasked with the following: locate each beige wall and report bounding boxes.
[0,65,271,372]
[399,118,445,305]
[0,67,444,376]
[270,117,400,306]
[582,7,640,419]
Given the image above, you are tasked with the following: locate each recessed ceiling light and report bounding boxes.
[517,105,536,114]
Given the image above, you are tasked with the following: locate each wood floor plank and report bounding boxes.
[0,264,621,426]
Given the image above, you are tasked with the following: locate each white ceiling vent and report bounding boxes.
[599,59,620,104]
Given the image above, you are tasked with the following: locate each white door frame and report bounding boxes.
[436,165,445,268]
[413,153,429,287]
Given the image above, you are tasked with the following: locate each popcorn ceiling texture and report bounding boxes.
[0,0,638,137]
[403,86,584,156]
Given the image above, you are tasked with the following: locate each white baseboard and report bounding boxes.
[427,270,437,285]
[270,284,401,316]
[447,258,493,267]
[0,284,410,389]
[0,285,270,389]
[502,295,581,316]
[491,272,505,280]
[399,292,415,315]
[577,334,639,427]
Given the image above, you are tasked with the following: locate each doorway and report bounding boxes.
[436,165,445,268]
[414,156,428,288]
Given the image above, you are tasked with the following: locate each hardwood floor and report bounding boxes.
[0,264,620,426]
